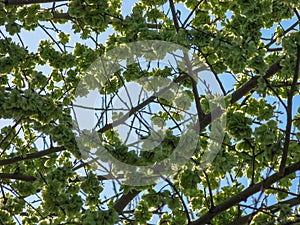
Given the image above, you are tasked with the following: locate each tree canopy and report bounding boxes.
[0,0,300,224]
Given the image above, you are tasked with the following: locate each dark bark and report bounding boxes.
[189,161,300,225]
[0,173,36,182]
[0,146,65,166]
[3,0,66,5]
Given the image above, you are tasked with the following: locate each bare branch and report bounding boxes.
[182,0,204,28]
[0,116,24,155]
[230,58,283,104]
[265,20,300,49]
[3,0,66,6]
[279,45,300,174]
[169,0,180,31]
[113,190,141,214]
[97,75,188,134]
[189,161,300,225]
[112,59,284,216]
[0,173,36,182]
[226,195,300,225]
[0,146,65,166]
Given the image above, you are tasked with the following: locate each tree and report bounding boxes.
[0,0,300,224]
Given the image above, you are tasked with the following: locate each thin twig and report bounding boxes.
[279,45,300,174]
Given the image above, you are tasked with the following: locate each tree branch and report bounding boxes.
[203,169,214,209]
[198,58,283,129]
[113,189,141,214]
[182,0,204,28]
[97,75,188,134]
[230,58,282,104]
[265,21,300,49]
[0,115,24,155]
[169,0,180,31]
[51,12,163,29]
[279,45,300,174]
[0,173,36,182]
[189,161,300,225]
[3,0,66,5]
[110,59,284,215]
[0,146,65,166]
[226,195,300,225]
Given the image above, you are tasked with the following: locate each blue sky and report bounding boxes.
[0,1,299,224]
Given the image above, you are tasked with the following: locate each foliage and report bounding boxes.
[0,0,300,225]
